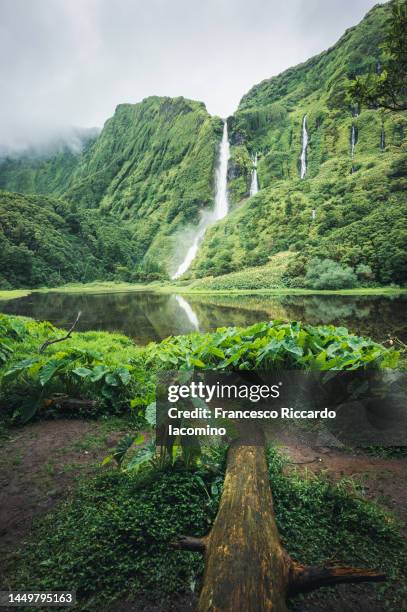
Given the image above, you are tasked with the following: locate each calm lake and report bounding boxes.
[0,291,406,345]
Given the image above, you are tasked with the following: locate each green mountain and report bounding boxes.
[0,97,222,287]
[0,128,98,196]
[63,97,222,271]
[191,2,407,286]
[0,2,406,290]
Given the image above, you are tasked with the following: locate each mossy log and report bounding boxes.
[173,440,385,611]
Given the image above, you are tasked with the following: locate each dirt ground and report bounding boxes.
[278,437,407,526]
[0,420,406,611]
[0,419,127,561]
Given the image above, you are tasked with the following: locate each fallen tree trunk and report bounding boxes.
[174,440,385,611]
[42,395,97,411]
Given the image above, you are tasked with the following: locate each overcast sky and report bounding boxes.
[0,0,383,150]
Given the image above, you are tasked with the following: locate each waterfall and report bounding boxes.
[175,295,199,330]
[380,126,385,151]
[250,153,259,196]
[300,115,308,179]
[213,120,230,221]
[351,123,357,158]
[172,120,230,279]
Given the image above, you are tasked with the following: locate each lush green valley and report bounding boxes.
[1,3,407,611]
[0,2,406,290]
[0,192,140,288]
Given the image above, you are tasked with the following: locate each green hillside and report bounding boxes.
[63,97,222,273]
[191,2,407,287]
[0,97,221,286]
[0,128,98,196]
[0,191,140,288]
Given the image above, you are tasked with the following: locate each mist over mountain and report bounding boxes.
[0,0,379,149]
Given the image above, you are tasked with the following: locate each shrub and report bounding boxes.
[305,258,359,290]
[356,263,375,281]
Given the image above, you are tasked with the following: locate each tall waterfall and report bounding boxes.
[250,153,259,196]
[300,115,308,179]
[213,121,230,221]
[172,121,230,279]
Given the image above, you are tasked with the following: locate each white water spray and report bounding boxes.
[300,115,308,179]
[250,153,259,196]
[172,121,230,279]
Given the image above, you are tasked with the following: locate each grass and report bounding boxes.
[67,417,130,452]
[0,289,32,300]
[0,281,405,302]
[37,281,155,295]
[178,286,407,296]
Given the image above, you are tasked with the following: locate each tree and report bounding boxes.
[173,436,384,611]
[349,0,407,111]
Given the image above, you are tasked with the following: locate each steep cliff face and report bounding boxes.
[192,3,407,285]
[64,97,222,273]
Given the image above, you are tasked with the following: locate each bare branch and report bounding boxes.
[39,311,82,353]
[288,560,385,595]
[170,535,206,553]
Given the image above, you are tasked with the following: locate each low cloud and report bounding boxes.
[0,0,383,151]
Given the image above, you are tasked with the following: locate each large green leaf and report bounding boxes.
[72,366,93,379]
[145,402,156,428]
[39,359,68,386]
[116,367,131,385]
[5,357,39,378]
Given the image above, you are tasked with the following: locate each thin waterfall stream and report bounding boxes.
[172,120,230,279]
[250,153,259,196]
[351,123,357,158]
[380,126,385,151]
[300,115,308,179]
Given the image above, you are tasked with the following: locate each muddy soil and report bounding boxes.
[279,437,407,526]
[0,419,126,561]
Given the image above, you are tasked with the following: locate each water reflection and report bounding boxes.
[175,295,200,330]
[0,291,405,345]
